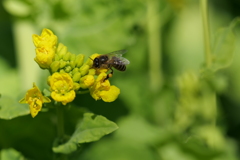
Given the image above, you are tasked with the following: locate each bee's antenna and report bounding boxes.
[89,57,93,61]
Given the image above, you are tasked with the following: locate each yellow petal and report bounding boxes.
[100,85,120,102]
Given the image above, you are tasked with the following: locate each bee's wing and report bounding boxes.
[107,49,128,56]
[106,49,130,65]
[115,56,130,65]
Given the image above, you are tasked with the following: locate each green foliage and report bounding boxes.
[53,113,118,154]
[0,148,25,160]
[211,18,240,71]
[0,95,29,120]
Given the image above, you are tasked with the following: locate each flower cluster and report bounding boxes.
[20,28,120,117]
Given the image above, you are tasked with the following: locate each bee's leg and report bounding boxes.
[104,67,114,81]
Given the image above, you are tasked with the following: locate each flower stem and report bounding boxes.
[56,104,65,140]
[147,0,162,93]
[55,103,67,160]
[200,0,216,126]
[200,0,212,67]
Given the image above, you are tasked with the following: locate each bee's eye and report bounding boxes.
[93,58,99,67]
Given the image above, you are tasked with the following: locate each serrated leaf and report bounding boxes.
[0,95,30,120]
[0,148,25,160]
[53,113,118,154]
[211,18,240,71]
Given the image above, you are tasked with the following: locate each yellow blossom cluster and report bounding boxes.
[20,28,121,117]
[32,29,57,69]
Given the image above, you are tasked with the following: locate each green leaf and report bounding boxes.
[0,95,30,120]
[211,18,240,71]
[53,113,118,154]
[0,148,25,160]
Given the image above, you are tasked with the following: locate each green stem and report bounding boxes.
[211,91,217,126]
[55,103,67,160]
[147,0,162,93]
[56,103,65,140]
[200,0,212,67]
[200,0,216,126]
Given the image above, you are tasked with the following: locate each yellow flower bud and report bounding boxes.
[88,69,96,75]
[32,29,57,69]
[80,75,95,89]
[32,28,57,48]
[34,47,55,69]
[75,54,85,67]
[50,61,60,73]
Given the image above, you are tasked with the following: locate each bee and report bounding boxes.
[92,50,130,80]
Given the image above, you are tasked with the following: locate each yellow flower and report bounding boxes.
[99,85,120,102]
[34,47,56,69]
[48,72,76,105]
[32,28,57,69]
[33,28,57,48]
[80,75,95,89]
[19,83,51,118]
[89,72,120,102]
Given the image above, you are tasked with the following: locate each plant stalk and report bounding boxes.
[200,0,212,68]
[55,104,67,160]
[200,0,216,126]
[56,104,65,140]
[147,0,162,93]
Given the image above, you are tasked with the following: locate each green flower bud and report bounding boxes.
[50,61,60,73]
[76,54,85,67]
[59,69,65,74]
[68,71,73,77]
[79,64,90,76]
[73,82,81,91]
[57,43,68,59]
[65,66,72,73]
[59,60,67,69]
[54,54,60,61]
[72,68,79,75]
[72,72,81,82]
[85,58,93,66]
[70,54,76,61]
[69,60,76,69]
[63,51,72,61]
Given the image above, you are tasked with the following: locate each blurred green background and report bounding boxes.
[1,0,240,159]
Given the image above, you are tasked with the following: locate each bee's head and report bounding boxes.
[92,57,100,68]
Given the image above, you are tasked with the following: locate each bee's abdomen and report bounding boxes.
[113,64,126,71]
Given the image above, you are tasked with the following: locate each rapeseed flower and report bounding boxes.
[32,28,57,69]
[48,73,76,105]
[19,83,51,118]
